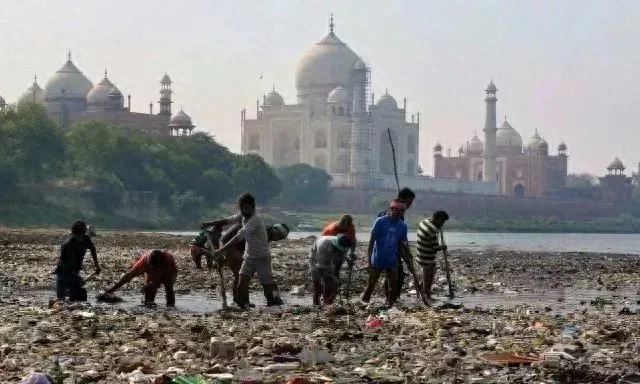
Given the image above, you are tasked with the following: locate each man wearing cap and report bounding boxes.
[362,200,409,306]
[309,234,353,306]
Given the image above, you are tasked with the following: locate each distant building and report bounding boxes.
[600,157,633,203]
[12,52,195,136]
[241,17,496,195]
[434,82,569,198]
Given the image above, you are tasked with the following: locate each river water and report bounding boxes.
[158,231,640,255]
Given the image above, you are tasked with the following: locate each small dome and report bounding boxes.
[467,134,484,155]
[377,90,397,109]
[496,120,523,148]
[607,157,625,171]
[526,130,543,151]
[486,81,497,92]
[265,88,284,106]
[18,77,44,106]
[169,109,194,128]
[327,86,350,103]
[558,141,567,151]
[539,138,548,148]
[87,73,114,104]
[108,86,123,98]
[161,73,172,84]
[433,142,443,151]
[43,55,93,99]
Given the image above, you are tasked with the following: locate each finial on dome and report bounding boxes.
[67,50,72,61]
[504,114,508,121]
[33,74,37,83]
[272,85,275,91]
[385,88,389,94]
[104,69,108,78]
[329,13,334,33]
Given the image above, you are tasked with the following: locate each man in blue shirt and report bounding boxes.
[361,199,409,306]
[377,188,415,302]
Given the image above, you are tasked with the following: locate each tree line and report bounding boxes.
[0,104,330,226]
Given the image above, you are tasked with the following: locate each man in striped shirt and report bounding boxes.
[416,210,450,299]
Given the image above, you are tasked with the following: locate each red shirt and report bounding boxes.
[322,221,357,244]
[131,251,177,285]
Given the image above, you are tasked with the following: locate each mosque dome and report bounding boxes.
[467,134,484,155]
[496,120,523,148]
[43,54,93,100]
[486,81,497,92]
[558,141,567,151]
[376,90,397,109]
[161,73,172,84]
[169,109,194,128]
[87,72,114,104]
[607,157,625,171]
[327,86,350,103]
[294,20,362,93]
[433,142,443,151]
[526,130,543,151]
[265,88,284,106]
[18,77,44,106]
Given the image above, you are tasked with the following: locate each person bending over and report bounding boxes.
[102,250,178,307]
[310,234,353,306]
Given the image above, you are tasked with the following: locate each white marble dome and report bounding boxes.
[295,29,361,92]
[169,109,194,128]
[496,120,523,148]
[376,91,397,109]
[18,78,44,106]
[87,74,114,104]
[265,88,284,106]
[327,86,350,103]
[44,56,93,100]
[467,135,484,155]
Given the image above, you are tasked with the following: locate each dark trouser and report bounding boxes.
[421,265,436,299]
[312,270,338,306]
[143,275,176,306]
[56,272,86,301]
[383,258,405,302]
[361,267,399,306]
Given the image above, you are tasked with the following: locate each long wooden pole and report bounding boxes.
[440,231,454,298]
[205,230,227,309]
[387,128,401,191]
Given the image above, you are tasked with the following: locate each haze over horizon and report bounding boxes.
[1,0,638,177]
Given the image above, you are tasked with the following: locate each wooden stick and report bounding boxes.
[205,230,227,309]
[387,128,401,191]
[440,231,454,298]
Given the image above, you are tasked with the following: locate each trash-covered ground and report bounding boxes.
[2,228,640,383]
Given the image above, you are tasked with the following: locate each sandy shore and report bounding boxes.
[1,229,640,383]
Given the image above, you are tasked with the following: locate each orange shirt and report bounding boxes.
[131,251,177,285]
[322,221,357,244]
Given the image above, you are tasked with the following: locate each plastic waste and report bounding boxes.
[19,372,54,384]
[367,318,384,329]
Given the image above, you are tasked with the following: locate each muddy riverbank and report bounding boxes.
[2,228,640,383]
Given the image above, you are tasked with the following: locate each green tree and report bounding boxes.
[171,190,205,221]
[566,173,599,188]
[0,104,66,182]
[198,168,234,204]
[232,154,282,203]
[276,163,331,205]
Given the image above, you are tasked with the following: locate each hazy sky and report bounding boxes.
[1,0,638,176]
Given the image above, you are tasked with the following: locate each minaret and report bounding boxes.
[482,81,498,183]
[159,72,172,116]
[349,60,371,187]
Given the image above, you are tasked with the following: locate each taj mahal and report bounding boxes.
[240,18,496,194]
